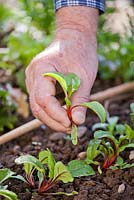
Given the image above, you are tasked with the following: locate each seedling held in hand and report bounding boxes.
[44,72,106,145]
[15,149,77,196]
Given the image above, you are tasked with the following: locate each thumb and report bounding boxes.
[71,81,92,125]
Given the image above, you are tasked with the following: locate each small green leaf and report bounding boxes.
[107,116,119,126]
[92,123,108,131]
[45,191,78,196]
[39,150,49,164]
[0,189,18,200]
[68,160,95,177]
[94,130,118,145]
[47,149,56,178]
[81,101,106,123]
[116,124,126,135]
[86,139,101,161]
[37,171,44,188]
[119,143,134,153]
[0,169,15,184]
[125,124,134,142]
[24,163,33,176]
[130,103,134,113]
[71,124,78,145]
[54,161,73,183]
[11,175,27,183]
[65,73,80,98]
[15,155,44,173]
[39,149,56,178]
[44,72,67,96]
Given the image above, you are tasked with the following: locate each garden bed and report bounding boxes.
[0,80,134,200]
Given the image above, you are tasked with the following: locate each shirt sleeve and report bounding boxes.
[54,0,105,13]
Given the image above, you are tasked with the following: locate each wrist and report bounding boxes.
[55,6,98,39]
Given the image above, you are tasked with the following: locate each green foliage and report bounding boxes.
[19,0,54,34]
[0,4,13,31]
[98,5,134,82]
[15,149,75,195]
[130,102,134,127]
[110,156,134,170]
[81,101,106,123]
[68,160,95,177]
[0,168,25,200]
[87,114,134,170]
[0,87,17,132]
[44,72,107,145]
[0,189,18,200]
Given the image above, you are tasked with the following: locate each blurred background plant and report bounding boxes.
[0,0,133,133]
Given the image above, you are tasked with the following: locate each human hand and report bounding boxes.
[26,7,98,132]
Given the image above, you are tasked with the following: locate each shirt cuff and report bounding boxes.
[54,0,105,13]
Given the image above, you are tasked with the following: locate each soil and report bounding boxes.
[0,80,134,200]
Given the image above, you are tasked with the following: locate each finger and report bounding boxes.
[30,92,71,133]
[34,75,71,128]
[71,80,92,125]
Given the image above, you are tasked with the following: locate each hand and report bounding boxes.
[26,7,98,133]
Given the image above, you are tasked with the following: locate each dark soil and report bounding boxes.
[0,81,134,200]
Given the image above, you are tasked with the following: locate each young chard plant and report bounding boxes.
[93,129,134,170]
[0,168,25,200]
[15,149,77,196]
[44,72,106,145]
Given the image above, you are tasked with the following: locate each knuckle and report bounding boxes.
[35,94,48,108]
[31,105,40,118]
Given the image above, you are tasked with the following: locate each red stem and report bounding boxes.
[102,139,117,169]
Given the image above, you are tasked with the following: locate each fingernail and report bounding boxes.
[72,111,85,125]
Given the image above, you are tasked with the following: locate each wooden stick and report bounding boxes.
[0,81,134,145]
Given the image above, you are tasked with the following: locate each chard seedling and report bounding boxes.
[44,72,106,145]
[0,168,25,200]
[110,156,134,170]
[15,149,77,196]
[94,129,134,169]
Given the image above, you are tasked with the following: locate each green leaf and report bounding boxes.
[92,123,108,131]
[11,175,27,183]
[39,149,56,178]
[125,124,134,142]
[130,103,134,113]
[116,124,126,135]
[107,116,119,133]
[54,161,73,183]
[86,139,101,162]
[44,72,67,96]
[65,73,80,98]
[39,150,49,164]
[119,143,134,153]
[94,130,118,145]
[15,155,44,173]
[81,101,106,123]
[68,160,95,177]
[24,163,33,176]
[47,149,56,178]
[107,116,119,126]
[71,124,78,145]
[0,169,15,184]
[44,191,78,196]
[37,171,44,188]
[0,189,18,200]
[116,156,124,165]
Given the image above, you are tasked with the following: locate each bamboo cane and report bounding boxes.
[0,81,134,145]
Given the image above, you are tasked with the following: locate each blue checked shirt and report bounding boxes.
[54,0,105,13]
